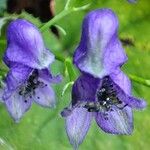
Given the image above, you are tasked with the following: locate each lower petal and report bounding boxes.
[65,107,93,149]
[33,84,55,108]
[96,106,133,135]
[127,96,147,109]
[33,69,57,108]
[5,91,32,122]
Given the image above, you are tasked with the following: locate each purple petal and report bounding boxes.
[5,89,32,122]
[33,69,58,107]
[110,70,131,95]
[38,68,62,84]
[72,73,100,106]
[73,9,127,78]
[96,106,133,134]
[3,63,32,99]
[65,107,93,149]
[4,19,54,69]
[110,70,146,109]
[33,82,55,108]
[126,96,146,110]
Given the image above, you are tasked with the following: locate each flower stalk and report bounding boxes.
[40,3,90,32]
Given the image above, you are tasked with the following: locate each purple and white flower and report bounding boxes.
[2,19,61,122]
[61,9,146,149]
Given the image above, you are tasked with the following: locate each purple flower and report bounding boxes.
[61,9,146,149]
[2,19,61,122]
[127,0,137,3]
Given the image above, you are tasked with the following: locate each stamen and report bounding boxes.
[83,76,128,113]
[18,69,45,98]
[106,97,110,101]
[100,88,105,92]
[19,91,23,95]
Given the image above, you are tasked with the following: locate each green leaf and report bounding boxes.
[65,58,76,81]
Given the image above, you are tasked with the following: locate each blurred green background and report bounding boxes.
[0,0,150,149]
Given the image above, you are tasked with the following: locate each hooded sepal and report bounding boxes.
[74,9,127,78]
[4,19,54,69]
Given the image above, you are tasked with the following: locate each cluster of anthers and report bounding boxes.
[83,76,128,119]
[18,70,47,102]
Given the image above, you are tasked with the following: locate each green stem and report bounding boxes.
[40,9,72,32]
[128,74,150,87]
[65,0,72,10]
[40,3,90,32]
[53,51,65,62]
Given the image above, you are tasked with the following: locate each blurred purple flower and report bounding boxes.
[61,9,146,149]
[127,0,137,3]
[2,19,61,122]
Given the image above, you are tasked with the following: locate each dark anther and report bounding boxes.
[116,104,128,110]
[110,108,113,112]
[37,97,40,99]
[24,100,27,103]
[104,76,109,80]
[19,91,22,95]
[118,100,122,104]
[88,108,94,112]
[104,113,109,120]
[84,102,100,112]
[104,117,108,120]
[110,84,113,87]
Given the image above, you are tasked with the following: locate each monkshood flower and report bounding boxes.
[61,9,146,149]
[2,19,61,122]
